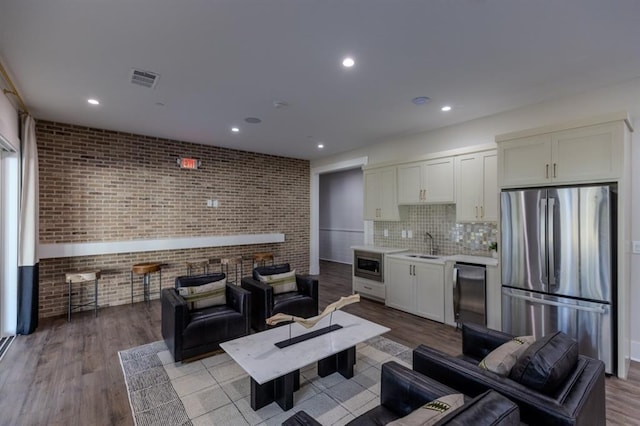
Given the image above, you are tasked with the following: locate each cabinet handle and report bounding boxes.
[409,265,412,276]
[553,163,557,178]
[480,205,484,218]
[546,164,549,178]
[363,286,372,290]
[475,206,478,218]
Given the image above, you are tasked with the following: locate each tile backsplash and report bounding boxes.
[373,204,497,257]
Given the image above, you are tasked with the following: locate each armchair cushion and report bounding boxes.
[257,269,298,294]
[509,330,579,395]
[177,276,227,309]
[479,335,535,376]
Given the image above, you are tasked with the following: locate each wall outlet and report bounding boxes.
[212,199,219,208]
[206,199,213,207]
[383,229,389,237]
[633,240,640,254]
[408,230,413,239]
[401,230,407,238]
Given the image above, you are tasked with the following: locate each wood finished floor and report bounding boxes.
[0,260,637,425]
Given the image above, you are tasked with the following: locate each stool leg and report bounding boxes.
[68,279,72,322]
[143,273,149,305]
[130,271,134,305]
[94,277,98,318]
[159,269,162,295]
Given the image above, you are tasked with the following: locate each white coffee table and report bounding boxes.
[220,310,390,411]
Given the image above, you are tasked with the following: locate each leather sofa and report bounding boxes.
[161,273,250,362]
[347,361,520,425]
[240,263,318,332]
[413,323,605,425]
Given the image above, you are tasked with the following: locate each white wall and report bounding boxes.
[311,76,640,360]
[319,168,364,264]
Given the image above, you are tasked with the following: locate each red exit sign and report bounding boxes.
[178,157,200,169]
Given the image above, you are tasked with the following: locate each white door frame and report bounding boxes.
[309,156,368,275]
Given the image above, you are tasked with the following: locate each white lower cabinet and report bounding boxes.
[385,257,444,323]
[352,276,385,301]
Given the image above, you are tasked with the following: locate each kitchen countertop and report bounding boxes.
[351,245,409,254]
[386,252,498,266]
[446,254,498,266]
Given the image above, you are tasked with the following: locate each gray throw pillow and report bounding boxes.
[479,335,535,376]
[178,277,226,310]
[387,394,465,426]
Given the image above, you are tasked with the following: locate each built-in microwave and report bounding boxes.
[353,250,384,282]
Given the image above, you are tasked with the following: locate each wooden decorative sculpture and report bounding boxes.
[266,294,360,329]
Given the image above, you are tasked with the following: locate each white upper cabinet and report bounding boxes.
[363,166,401,221]
[456,150,497,222]
[498,121,624,188]
[397,157,455,204]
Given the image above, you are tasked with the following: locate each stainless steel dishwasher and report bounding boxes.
[453,263,486,328]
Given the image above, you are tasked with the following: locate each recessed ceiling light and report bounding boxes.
[441,105,452,112]
[412,97,431,105]
[87,98,100,105]
[317,144,324,149]
[342,57,355,68]
[231,127,240,133]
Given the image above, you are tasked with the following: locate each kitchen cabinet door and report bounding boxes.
[363,170,381,220]
[551,122,622,183]
[397,163,422,204]
[455,153,483,222]
[498,134,551,187]
[415,262,445,322]
[423,158,455,203]
[363,166,400,220]
[385,258,414,312]
[455,150,497,222]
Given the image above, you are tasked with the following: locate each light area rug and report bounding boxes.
[119,336,412,426]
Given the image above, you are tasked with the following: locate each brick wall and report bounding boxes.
[37,121,310,318]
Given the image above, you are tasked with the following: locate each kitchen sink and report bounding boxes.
[406,254,440,259]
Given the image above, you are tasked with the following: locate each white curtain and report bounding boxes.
[17,115,39,334]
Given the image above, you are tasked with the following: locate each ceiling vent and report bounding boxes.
[130,68,160,89]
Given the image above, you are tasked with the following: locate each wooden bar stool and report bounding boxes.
[66,270,101,322]
[209,257,222,273]
[220,256,243,285]
[186,259,209,276]
[253,252,274,267]
[131,262,162,305]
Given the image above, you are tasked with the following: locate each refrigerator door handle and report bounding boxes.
[540,197,548,285]
[506,291,607,314]
[453,267,460,322]
[548,197,556,287]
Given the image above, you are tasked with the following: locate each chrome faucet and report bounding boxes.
[424,232,436,255]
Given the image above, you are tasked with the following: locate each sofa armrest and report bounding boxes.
[413,345,604,426]
[241,277,273,331]
[161,288,188,362]
[462,323,513,360]
[296,275,318,302]
[226,283,251,336]
[380,361,461,417]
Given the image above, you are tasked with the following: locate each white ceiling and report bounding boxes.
[1,1,640,160]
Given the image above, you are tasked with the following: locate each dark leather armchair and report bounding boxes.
[413,323,605,426]
[240,263,318,332]
[161,273,250,362]
[347,361,520,425]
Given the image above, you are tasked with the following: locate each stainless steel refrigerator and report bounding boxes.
[501,185,616,374]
